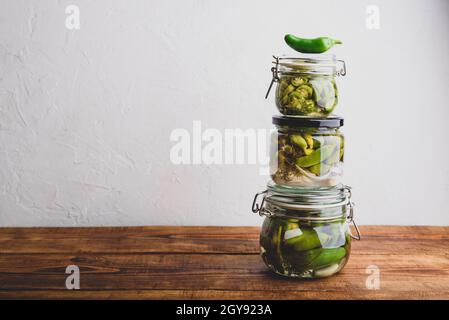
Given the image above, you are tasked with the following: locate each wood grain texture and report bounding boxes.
[0,226,260,254]
[0,226,448,300]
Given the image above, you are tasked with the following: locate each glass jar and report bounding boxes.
[252,183,360,278]
[270,116,344,188]
[265,55,346,116]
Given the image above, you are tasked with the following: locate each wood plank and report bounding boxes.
[1,289,447,300]
[0,253,448,299]
[0,226,448,299]
[0,226,260,254]
[1,226,449,254]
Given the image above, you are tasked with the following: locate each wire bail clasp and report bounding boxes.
[336,60,346,76]
[265,55,280,99]
[345,186,361,240]
[251,190,268,216]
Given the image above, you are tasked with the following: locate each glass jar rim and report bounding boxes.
[251,184,360,238]
[265,182,350,211]
[275,54,340,76]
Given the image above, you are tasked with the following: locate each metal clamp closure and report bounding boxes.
[264,56,280,99]
[252,185,361,240]
[336,59,346,76]
[251,190,268,216]
[345,186,361,240]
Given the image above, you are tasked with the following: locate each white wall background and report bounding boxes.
[1,0,448,226]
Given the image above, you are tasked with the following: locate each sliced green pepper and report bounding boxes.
[312,138,322,149]
[290,134,308,150]
[288,91,305,108]
[296,85,313,99]
[284,228,321,251]
[291,77,307,86]
[308,247,346,268]
[296,145,335,168]
[309,162,331,175]
[302,133,314,149]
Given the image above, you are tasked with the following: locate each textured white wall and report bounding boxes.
[1,0,448,226]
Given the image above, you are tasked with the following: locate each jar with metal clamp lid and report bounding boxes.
[265,55,346,116]
[251,183,360,278]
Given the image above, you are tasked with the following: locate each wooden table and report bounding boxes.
[0,226,448,299]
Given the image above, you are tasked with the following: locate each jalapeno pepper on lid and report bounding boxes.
[285,34,342,54]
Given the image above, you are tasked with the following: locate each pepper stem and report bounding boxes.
[333,39,342,45]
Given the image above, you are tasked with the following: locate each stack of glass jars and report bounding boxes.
[251,55,360,279]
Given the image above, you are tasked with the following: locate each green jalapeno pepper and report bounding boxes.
[309,162,332,175]
[284,34,342,54]
[284,228,322,251]
[296,144,335,168]
[307,247,346,269]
